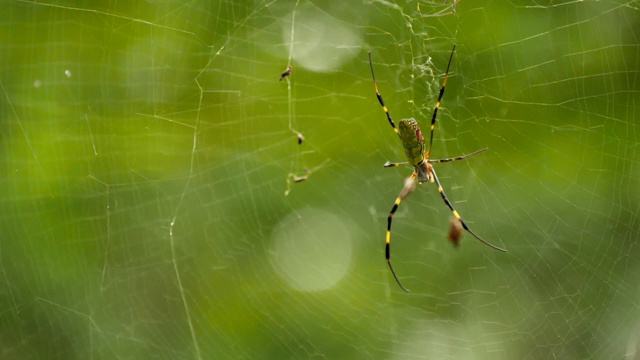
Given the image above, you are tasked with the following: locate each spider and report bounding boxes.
[368,45,506,292]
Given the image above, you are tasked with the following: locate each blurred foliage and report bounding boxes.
[1,1,639,359]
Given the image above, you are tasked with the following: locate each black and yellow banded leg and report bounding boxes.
[385,173,417,292]
[430,148,488,164]
[426,45,456,158]
[388,148,488,167]
[428,165,507,252]
[383,161,408,168]
[369,52,398,133]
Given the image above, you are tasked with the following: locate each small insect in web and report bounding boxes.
[284,159,331,196]
[447,218,463,248]
[369,45,507,292]
[279,65,293,81]
[290,167,310,184]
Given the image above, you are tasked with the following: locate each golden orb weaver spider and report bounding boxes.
[369,45,507,292]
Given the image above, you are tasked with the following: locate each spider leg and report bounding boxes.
[429,148,487,164]
[385,173,417,292]
[426,45,456,159]
[383,146,485,168]
[384,161,409,168]
[369,52,398,134]
[428,165,507,252]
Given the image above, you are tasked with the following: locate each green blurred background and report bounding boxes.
[1,1,639,359]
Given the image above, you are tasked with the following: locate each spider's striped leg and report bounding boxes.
[426,45,456,159]
[429,148,488,164]
[385,173,417,292]
[428,165,507,252]
[383,161,409,168]
[381,145,483,167]
[369,52,398,134]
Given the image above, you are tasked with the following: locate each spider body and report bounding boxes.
[397,118,430,183]
[369,45,506,292]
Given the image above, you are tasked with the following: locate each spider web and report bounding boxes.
[1,0,639,359]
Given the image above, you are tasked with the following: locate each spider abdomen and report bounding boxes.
[398,118,425,167]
